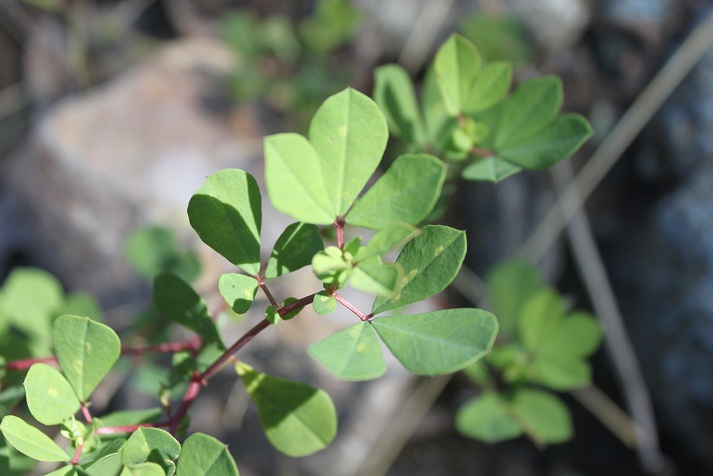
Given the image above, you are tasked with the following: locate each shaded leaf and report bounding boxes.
[434,34,481,115]
[79,438,127,468]
[491,76,562,148]
[153,273,222,345]
[354,222,419,262]
[510,389,572,444]
[122,427,180,467]
[456,391,523,443]
[52,315,121,401]
[350,258,402,297]
[264,133,335,224]
[176,433,238,476]
[188,169,262,276]
[24,363,80,425]
[124,226,200,282]
[464,61,512,113]
[372,308,498,375]
[236,363,336,457]
[308,322,385,381]
[373,64,426,144]
[218,274,258,314]
[462,157,521,183]
[0,415,69,462]
[487,259,544,338]
[265,223,324,278]
[309,88,388,215]
[497,114,592,169]
[347,154,446,229]
[120,462,166,476]
[372,225,466,314]
[421,66,458,152]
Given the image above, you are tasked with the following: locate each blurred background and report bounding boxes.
[2,0,713,475]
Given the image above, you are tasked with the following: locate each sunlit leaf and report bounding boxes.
[236,363,336,457]
[464,61,512,113]
[218,274,258,314]
[122,427,180,467]
[372,308,498,375]
[354,222,419,262]
[309,88,388,215]
[24,363,80,425]
[350,258,402,297]
[347,154,446,230]
[372,225,466,314]
[434,34,481,115]
[176,433,238,476]
[308,321,386,381]
[0,415,69,462]
[52,315,121,401]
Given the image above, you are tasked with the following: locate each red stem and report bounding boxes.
[4,356,56,371]
[333,293,369,321]
[70,441,84,466]
[199,319,272,382]
[335,218,345,249]
[80,403,93,424]
[471,146,496,157]
[94,421,169,436]
[169,377,203,435]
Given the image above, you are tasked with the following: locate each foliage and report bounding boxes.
[0,32,595,473]
[221,0,361,127]
[455,260,603,445]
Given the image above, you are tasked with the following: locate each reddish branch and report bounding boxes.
[333,293,369,321]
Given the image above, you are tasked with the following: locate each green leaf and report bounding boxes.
[509,388,572,444]
[490,76,563,149]
[464,61,512,113]
[530,357,591,390]
[0,415,69,462]
[309,88,388,215]
[462,157,521,183]
[120,462,166,476]
[52,315,121,401]
[236,363,337,457]
[373,64,426,144]
[265,223,324,278]
[372,308,498,375]
[79,438,127,467]
[347,154,446,229]
[124,226,200,282]
[312,292,337,315]
[308,321,386,381]
[122,428,180,466]
[517,289,566,353]
[354,222,419,262]
[541,311,602,358]
[98,409,163,428]
[188,169,262,275]
[153,273,222,345]
[421,66,458,152]
[350,259,402,297]
[487,259,544,338]
[218,274,258,314]
[312,247,352,285]
[372,225,466,314]
[176,433,238,476]
[45,465,80,476]
[23,363,80,425]
[456,391,523,443]
[0,386,25,419]
[264,133,335,224]
[434,34,481,116]
[497,114,593,169]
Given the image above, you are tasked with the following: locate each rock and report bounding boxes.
[2,36,260,305]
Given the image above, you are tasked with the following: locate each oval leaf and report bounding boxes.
[372,308,498,375]
[218,273,258,314]
[373,64,426,144]
[121,462,166,476]
[0,415,69,462]
[52,315,121,401]
[308,322,386,381]
[309,88,388,216]
[372,225,466,314]
[264,133,335,224]
[265,223,324,278]
[347,154,446,230]
[464,61,512,113]
[434,34,481,115]
[462,156,521,183]
[122,427,180,466]
[24,363,80,425]
[351,258,402,297]
[153,273,222,345]
[236,363,337,457]
[176,433,238,476]
[456,391,523,443]
[497,114,593,169]
[188,169,262,276]
[510,389,572,445]
[312,292,337,316]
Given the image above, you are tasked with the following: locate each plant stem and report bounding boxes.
[199,319,272,382]
[258,278,280,309]
[70,441,84,466]
[278,293,317,317]
[470,146,496,157]
[80,403,93,424]
[169,377,203,435]
[334,293,369,321]
[94,421,168,436]
[4,356,56,371]
[335,217,346,249]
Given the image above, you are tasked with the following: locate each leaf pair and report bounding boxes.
[308,225,498,380]
[265,88,446,230]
